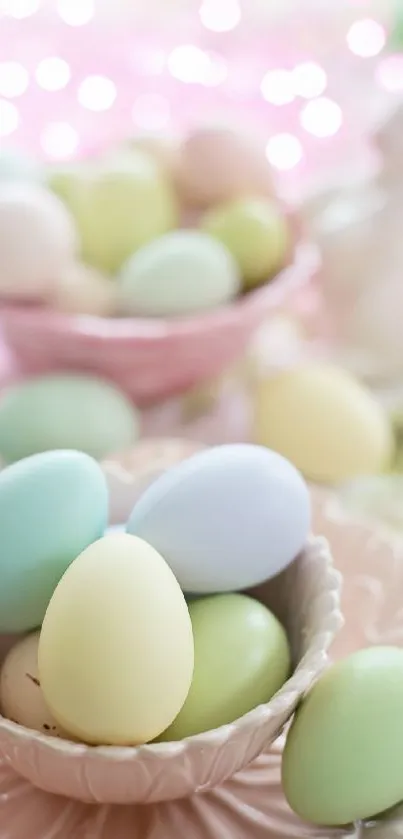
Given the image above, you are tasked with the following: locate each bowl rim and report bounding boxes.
[0,240,320,341]
[0,534,342,763]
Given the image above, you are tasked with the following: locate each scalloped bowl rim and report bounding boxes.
[0,535,342,764]
[0,240,320,342]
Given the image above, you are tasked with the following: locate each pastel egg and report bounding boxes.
[202,198,290,290]
[123,133,180,182]
[158,593,290,741]
[1,632,64,736]
[101,438,205,525]
[0,374,140,464]
[282,647,403,826]
[254,364,393,483]
[39,533,194,745]
[127,443,310,593]
[118,230,240,317]
[0,183,78,300]
[49,152,178,274]
[0,150,43,184]
[50,262,117,317]
[178,126,274,208]
[0,450,108,632]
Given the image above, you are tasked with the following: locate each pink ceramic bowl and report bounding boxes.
[0,240,320,406]
[0,535,341,804]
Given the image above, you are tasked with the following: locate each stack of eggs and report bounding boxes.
[0,127,290,319]
[0,442,310,746]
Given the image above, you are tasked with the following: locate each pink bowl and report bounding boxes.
[0,240,320,406]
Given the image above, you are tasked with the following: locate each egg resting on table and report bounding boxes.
[1,632,64,737]
[0,374,140,463]
[39,533,194,745]
[127,443,311,593]
[0,450,108,632]
[118,230,240,317]
[0,183,78,300]
[158,593,290,741]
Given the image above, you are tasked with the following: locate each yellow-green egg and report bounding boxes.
[254,364,393,483]
[158,593,290,741]
[202,197,290,290]
[0,374,140,464]
[282,647,403,826]
[39,533,194,745]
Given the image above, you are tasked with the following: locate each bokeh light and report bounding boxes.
[347,18,386,58]
[0,99,19,136]
[376,55,403,92]
[199,0,241,33]
[0,62,29,98]
[300,97,343,138]
[132,94,171,130]
[293,62,327,99]
[266,133,303,170]
[261,70,295,106]
[1,0,39,18]
[35,57,71,92]
[78,75,117,111]
[57,0,94,27]
[41,122,79,159]
[168,45,227,86]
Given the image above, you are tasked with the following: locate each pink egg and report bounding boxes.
[178,126,275,208]
[0,184,78,301]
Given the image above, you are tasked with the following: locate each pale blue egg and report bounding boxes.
[127,443,311,594]
[0,450,108,632]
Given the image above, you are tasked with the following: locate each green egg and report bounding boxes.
[0,374,140,463]
[282,647,403,827]
[158,593,290,741]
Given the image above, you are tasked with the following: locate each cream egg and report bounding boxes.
[0,183,78,300]
[50,262,117,317]
[118,230,240,317]
[1,632,64,737]
[178,126,274,208]
[39,533,194,745]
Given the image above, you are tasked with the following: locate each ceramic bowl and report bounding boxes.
[0,533,341,804]
[0,240,320,406]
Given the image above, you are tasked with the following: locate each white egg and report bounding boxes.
[127,443,311,593]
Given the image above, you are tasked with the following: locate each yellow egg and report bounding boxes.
[50,262,117,317]
[38,533,194,745]
[254,364,393,483]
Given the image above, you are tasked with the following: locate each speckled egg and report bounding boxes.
[0,374,140,464]
[118,230,240,317]
[202,197,290,289]
[0,183,78,300]
[0,449,108,632]
[1,632,64,736]
[178,126,274,208]
[39,533,194,745]
[254,364,393,483]
[283,647,403,826]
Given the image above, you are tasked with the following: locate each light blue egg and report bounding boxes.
[0,450,108,632]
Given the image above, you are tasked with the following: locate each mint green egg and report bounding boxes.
[0,450,108,632]
[0,150,43,184]
[158,593,290,741]
[0,375,140,464]
[282,647,403,826]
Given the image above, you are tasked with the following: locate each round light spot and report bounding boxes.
[300,97,343,138]
[78,75,116,112]
[266,133,303,171]
[199,0,241,32]
[168,45,227,87]
[261,69,295,106]
[36,57,71,92]
[347,18,386,58]
[1,0,39,18]
[132,94,171,131]
[293,62,327,99]
[0,62,29,98]
[0,100,19,136]
[57,0,94,26]
[376,55,403,92]
[41,122,79,159]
